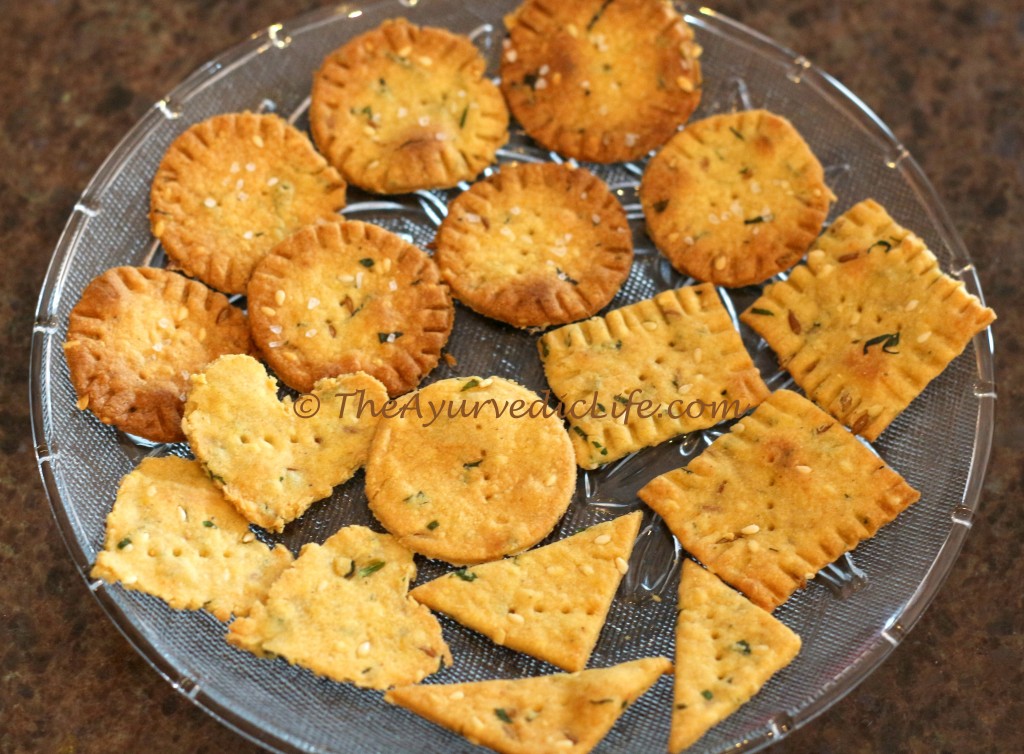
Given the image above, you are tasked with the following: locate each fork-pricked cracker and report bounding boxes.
[182,354,388,532]
[310,18,509,194]
[90,456,293,621]
[500,0,702,163]
[63,266,253,443]
[411,511,642,672]
[670,560,801,753]
[227,525,451,690]
[248,219,454,396]
[434,162,633,329]
[538,284,770,469]
[638,389,920,611]
[741,199,996,440]
[365,376,576,565]
[150,112,347,294]
[384,656,671,754]
[640,109,834,287]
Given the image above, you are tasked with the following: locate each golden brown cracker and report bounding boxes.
[538,284,770,469]
[63,265,253,443]
[365,376,576,565]
[670,560,801,753]
[638,389,920,611]
[500,0,702,163]
[181,354,388,532]
[640,109,834,287]
[226,525,451,689]
[410,511,642,671]
[90,456,293,621]
[247,219,454,396]
[741,199,996,439]
[434,162,633,328]
[150,111,346,294]
[310,18,509,194]
[384,656,671,754]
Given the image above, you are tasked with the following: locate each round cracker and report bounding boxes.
[63,266,253,443]
[150,112,347,294]
[310,18,510,194]
[434,162,634,328]
[500,0,702,163]
[365,376,576,565]
[640,109,835,287]
[247,219,454,396]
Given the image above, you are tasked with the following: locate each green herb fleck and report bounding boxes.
[614,394,630,405]
[591,440,608,456]
[358,258,375,268]
[359,560,386,577]
[744,215,766,225]
[589,698,615,705]
[403,491,430,505]
[426,520,440,530]
[750,307,774,316]
[454,568,478,582]
[734,639,752,655]
[729,126,745,140]
[540,340,550,358]
[862,332,900,355]
[587,0,613,30]
[116,537,132,550]
[461,378,480,391]
[701,689,714,700]
[378,331,403,343]
[458,106,469,129]
[202,520,216,528]
[572,426,588,440]
[494,708,513,723]
[463,459,483,469]
[867,238,895,253]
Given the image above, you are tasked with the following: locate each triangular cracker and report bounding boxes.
[670,560,801,753]
[384,657,671,754]
[90,456,293,621]
[410,512,642,671]
[226,525,451,690]
[639,390,920,610]
[741,198,995,440]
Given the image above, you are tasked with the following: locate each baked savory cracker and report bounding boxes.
[181,354,388,532]
[247,219,454,396]
[150,112,347,294]
[538,284,770,469]
[500,0,702,163]
[410,511,642,672]
[63,266,253,443]
[310,18,509,194]
[90,456,293,621]
[365,376,576,565]
[741,199,996,439]
[638,389,920,611]
[227,525,451,689]
[640,109,834,287]
[433,162,633,328]
[670,559,801,753]
[385,656,671,754]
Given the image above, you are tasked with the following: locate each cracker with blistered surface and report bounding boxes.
[434,162,633,328]
[740,199,996,440]
[638,389,920,611]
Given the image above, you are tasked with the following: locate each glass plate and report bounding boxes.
[30,2,996,752]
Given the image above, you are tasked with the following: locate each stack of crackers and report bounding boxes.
[66,2,995,752]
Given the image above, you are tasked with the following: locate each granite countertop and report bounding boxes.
[1,1,1020,752]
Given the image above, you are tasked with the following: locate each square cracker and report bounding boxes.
[638,389,920,611]
[410,511,642,671]
[226,525,451,690]
[90,456,293,621]
[670,560,801,753]
[384,656,671,754]
[539,284,770,469]
[741,199,995,440]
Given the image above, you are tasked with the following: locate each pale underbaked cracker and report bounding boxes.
[181,354,388,532]
[640,109,835,287]
[410,511,642,672]
[227,525,451,690]
[247,219,454,396]
[90,456,293,621]
[670,559,801,753]
[384,656,671,754]
[741,199,996,440]
[365,376,576,565]
[150,111,347,294]
[434,162,633,328]
[310,18,509,194]
[63,266,253,443]
[638,389,921,611]
[500,0,702,163]
[538,284,770,469]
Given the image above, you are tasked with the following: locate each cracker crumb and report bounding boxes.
[418,115,431,127]
[178,506,187,522]
[615,557,629,575]
[241,532,255,543]
[917,331,932,343]
[305,329,317,338]
[580,563,595,576]
[505,49,518,62]
[274,290,286,306]
[252,135,264,148]
[450,690,465,701]
[677,75,695,93]
[507,612,525,624]
[794,465,812,474]
[76,395,89,410]
[307,297,320,310]
[245,162,256,172]
[594,534,612,545]
[269,324,282,335]
[356,641,372,657]
[741,524,760,535]
[267,176,279,187]
[906,299,919,311]
[203,197,216,208]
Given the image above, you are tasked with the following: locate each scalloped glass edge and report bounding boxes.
[29,4,996,753]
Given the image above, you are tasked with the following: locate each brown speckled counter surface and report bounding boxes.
[1,1,1020,752]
